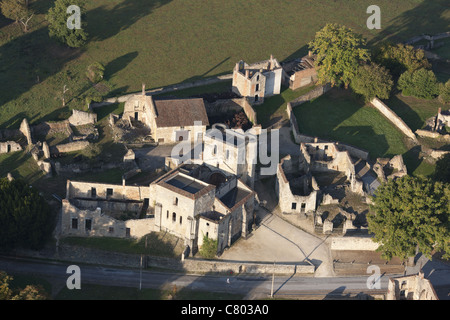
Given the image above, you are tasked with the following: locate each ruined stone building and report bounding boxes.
[276,155,320,215]
[61,180,153,239]
[276,142,365,215]
[151,163,256,255]
[202,124,258,188]
[232,55,283,104]
[387,272,439,300]
[0,141,22,154]
[60,162,256,256]
[282,52,318,90]
[123,87,209,144]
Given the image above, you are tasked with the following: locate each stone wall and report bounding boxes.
[68,109,97,127]
[52,141,90,154]
[19,118,32,145]
[370,98,417,141]
[289,84,332,108]
[61,200,154,239]
[330,236,379,251]
[206,98,258,125]
[183,258,315,275]
[416,129,450,142]
[0,141,22,154]
[92,74,233,106]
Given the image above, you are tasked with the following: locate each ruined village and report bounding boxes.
[0,0,449,302]
[1,49,449,300]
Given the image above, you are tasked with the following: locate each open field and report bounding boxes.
[0,0,449,128]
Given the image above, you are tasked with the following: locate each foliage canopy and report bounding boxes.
[368,176,450,261]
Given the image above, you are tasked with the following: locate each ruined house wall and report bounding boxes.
[19,118,32,145]
[61,200,153,239]
[290,68,318,90]
[52,141,90,154]
[330,236,379,251]
[0,141,22,154]
[154,124,206,144]
[387,274,439,300]
[68,109,97,127]
[67,180,149,202]
[276,157,318,214]
[370,98,417,140]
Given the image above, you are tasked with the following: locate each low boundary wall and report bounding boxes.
[370,98,417,141]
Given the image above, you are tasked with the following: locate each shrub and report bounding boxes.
[199,234,218,259]
[398,68,440,100]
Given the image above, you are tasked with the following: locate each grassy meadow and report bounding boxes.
[0,0,449,128]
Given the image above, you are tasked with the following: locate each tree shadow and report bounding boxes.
[402,145,425,175]
[104,52,139,79]
[383,95,426,132]
[281,45,309,63]
[332,125,390,159]
[87,0,173,42]
[368,0,450,46]
[0,27,82,128]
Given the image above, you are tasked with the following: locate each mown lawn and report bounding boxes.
[293,88,409,159]
[292,88,439,177]
[1,0,449,128]
[385,94,447,131]
[254,84,317,128]
[60,232,185,258]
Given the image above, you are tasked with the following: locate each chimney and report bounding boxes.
[308,50,313,57]
[438,107,442,115]
[142,83,146,95]
[245,69,249,78]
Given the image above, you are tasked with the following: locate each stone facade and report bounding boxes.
[152,163,255,256]
[0,141,22,154]
[68,109,97,127]
[232,55,283,104]
[202,124,258,188]
[387,272,439,300]
[61,180,152,239]
[123,89,209,144]
[282,52,318,90]
[276,155,320,214]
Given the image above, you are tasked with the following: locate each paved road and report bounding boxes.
[0,256,388,299]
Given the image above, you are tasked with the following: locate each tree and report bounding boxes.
[46,0,88,48]
[438,80,450,104]
[350,63,394,101]
[0,0,34,32]
[0,271,48,300]
[434,153,450,184]
[373,42,431,78]
[0,178,55,250]
[368,176,450,261]
[308,23,370,88]
[398,68,440,100]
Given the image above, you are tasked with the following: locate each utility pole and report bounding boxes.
[270,261,275,298]
[139,254,143,290]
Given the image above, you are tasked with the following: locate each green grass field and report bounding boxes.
[0,0,449,128]
[293,88,409,158]
[292,88,438,177]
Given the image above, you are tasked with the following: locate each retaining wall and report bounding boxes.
[370,98,417,141]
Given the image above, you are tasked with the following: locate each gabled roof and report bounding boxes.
[153,98,209,128]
